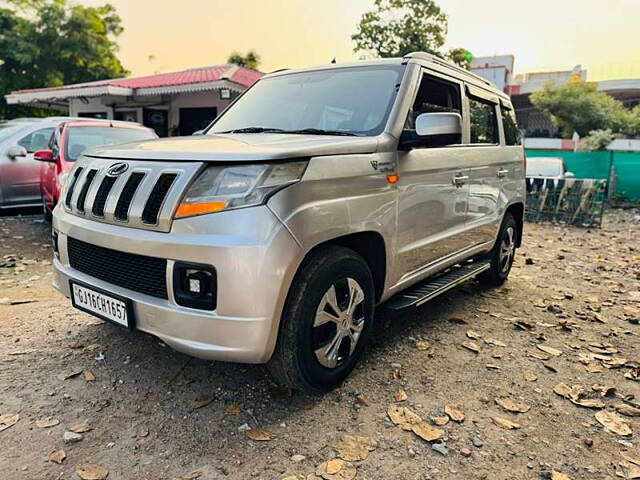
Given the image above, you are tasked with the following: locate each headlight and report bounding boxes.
[175,161,307,218]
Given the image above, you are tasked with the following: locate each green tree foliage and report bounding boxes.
[351,0,472,69]
[583,129,616,151]
[0,0,128,118]
[530,82,630,138]
[227,50,260,70]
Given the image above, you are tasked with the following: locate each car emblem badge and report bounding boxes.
[107,162,129,177]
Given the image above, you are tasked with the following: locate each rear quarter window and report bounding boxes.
[468,98,498,144]
[501,107,522,146]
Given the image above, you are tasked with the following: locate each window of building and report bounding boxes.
[501,107,522,146]
[17,127,55,153]
[469,98,498,144]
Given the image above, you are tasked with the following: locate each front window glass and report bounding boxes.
[208,65,405,136]
[66,127,156,161]
[501,107,522,146]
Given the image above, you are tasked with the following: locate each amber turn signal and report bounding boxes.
[386,174,400,184]
[175,201,227,218]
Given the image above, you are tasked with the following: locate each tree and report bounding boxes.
[0,0,128,118]
[351,0,472,69]
[227,50,260,70]
[530,82,627,137]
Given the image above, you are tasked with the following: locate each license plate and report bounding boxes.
[70,281,133,329]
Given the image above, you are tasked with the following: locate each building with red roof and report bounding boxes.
[5,65,263,136]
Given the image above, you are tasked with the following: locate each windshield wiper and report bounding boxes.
[217,127,287,134]
[283,128,357,136]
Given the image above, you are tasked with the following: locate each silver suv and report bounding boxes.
[52,53,525,392]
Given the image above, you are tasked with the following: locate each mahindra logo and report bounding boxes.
[107,162,129,177]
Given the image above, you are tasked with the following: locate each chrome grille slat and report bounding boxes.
[65,167,84,208]
[64,157,203,233]
[75,169,98,212]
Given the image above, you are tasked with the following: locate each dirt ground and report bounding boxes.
[0,208,639,480]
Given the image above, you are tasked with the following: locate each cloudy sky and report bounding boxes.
[85,0,640,81]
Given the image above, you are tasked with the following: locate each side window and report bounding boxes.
[501,107,522,146]
[468,98,498,144]
[404,73,462,147]
[17,127,55,153]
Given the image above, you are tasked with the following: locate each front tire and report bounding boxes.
[42,196,52,222]
[478,213,518,286]
[267,246,375,393]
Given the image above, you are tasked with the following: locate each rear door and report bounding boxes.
[395,70,471,282]
[464,85,504,245]
[3,126,55,206]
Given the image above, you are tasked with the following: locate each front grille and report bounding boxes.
[92,176,117,217]
[76,169,97,212]
[142,173,177,224]
[114,172,145,221]
[67,236,168,299]
[65,167,84,208]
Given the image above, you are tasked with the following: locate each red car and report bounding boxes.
[35,121,157,220]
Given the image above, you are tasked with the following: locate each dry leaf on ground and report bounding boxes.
[83,370,96,382]
[537,344,562,356]
[387,404,443,442]
[394,389,408,402]
[36,418,60,428]
[333,434,377,461]
[462,341,480,353]
[604,357,627,369]
[75,464,109,480]
[431,415,449,426]
[70,421,92,433]
[57,367,83,381]
[485,338,507,347]
[49,449,66,464]
[495,397,531,413]
[491,416,521,430]
[615,403,640,417]
[444,404,465,422]
[553,383,605,409]
[316,459,357,480]
[621,450,640,467]
[0,414,19,433]
[225,405,243,416]
[466,330,482,340]
[415,341,430,351]
[524,371,538,382]
[596,410,632,436]
[190,394,214,409]
[551,471,570,480]
[246,428,277,441]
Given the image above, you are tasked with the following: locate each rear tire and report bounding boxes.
[478,213,517,286]
[267,246,375,393]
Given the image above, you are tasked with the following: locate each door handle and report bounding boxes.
[452,174,469,187]
[497,168,509,178]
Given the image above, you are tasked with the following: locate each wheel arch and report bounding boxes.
[506,202,524,247]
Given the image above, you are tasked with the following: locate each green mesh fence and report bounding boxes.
[525,149,640,201]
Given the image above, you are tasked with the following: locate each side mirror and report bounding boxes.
[7,145,27,159]
[34,149,55,162]
[415,112,462,137]
[400,112,462,150]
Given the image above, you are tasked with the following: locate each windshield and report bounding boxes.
[0,123,33,143]
[209,65,405,136]
[526,158,565,177]
[66,127,157,161]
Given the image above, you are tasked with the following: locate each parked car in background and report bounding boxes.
[526,156,574,179]
[0,118,65,210]
[36,121,157,220]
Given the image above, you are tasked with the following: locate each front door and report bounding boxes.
[395,71,472,284]
[1,126,55,206]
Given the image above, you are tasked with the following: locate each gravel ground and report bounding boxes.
[0,209,639,480]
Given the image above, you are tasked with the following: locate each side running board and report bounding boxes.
[384,260,491,311]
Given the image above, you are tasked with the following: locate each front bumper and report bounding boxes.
[52,205,303,363]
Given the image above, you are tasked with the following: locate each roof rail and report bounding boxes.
[403,51,495,89]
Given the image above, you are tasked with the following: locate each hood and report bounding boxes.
[83,133,380,162]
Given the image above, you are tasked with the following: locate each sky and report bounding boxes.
[84,0,640,81]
